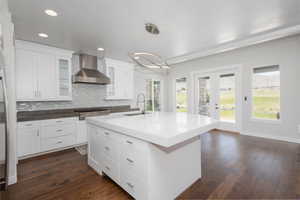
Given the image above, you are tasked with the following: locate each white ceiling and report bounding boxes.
[8,0,300,63]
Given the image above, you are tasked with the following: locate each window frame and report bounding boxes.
[250,65,281,124]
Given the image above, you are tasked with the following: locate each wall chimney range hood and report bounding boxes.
[73,54,110,84]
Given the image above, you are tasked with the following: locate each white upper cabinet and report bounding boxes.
[36,53,57,99]
[57,56,72,100]
[15,40,73,101]
[15,49,38,100]
[105,58,134,100]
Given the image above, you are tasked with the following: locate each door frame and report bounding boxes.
[191,65,243,132]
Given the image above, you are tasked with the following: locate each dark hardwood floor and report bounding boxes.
[4,131,300,200]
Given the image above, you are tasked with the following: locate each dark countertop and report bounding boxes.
[17,105,139,122]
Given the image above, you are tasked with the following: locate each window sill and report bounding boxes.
[250,118,282,125]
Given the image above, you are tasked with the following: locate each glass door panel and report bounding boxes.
[218,73,236,122]
[198,76,211,116]
[153,80,161,111]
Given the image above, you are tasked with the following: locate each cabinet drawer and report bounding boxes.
[120,134,147,152]
[101,129,119,142]
[41,117,76,126]
[102,156,120,184]
[120,170,147,200]
[41,124,76,138]
[120,149,147,179]
[102,139,119,162]
[18,121,40,129]
[41,135,75,152]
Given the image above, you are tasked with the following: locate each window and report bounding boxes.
[252,65,280,120]
[175,77,187,112]
[146,79,162,112]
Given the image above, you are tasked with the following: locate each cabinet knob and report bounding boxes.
[126,158,134,163]
[127,182,134,188]
[126,140,133,144]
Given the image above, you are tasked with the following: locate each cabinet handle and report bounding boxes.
[56,129,63,132]
[57,141,63,144]
[25,124,33,127]
[127,182,134,188]
[37,130,40,137]
[105,146,110,151]
[105,166,110,171]
[104,132,110,135]
[38,91,41,97]
[126,158,134,163]
[56,120,63,123]
[126,140,133,144]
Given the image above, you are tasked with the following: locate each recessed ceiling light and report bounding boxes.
[38,33,48,38]
[45,9,58,17]
[97,47,104,51]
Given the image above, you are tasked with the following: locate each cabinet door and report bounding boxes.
[57,56,72,100]
[16,49,38,100]
[77,120,87,144]
[106,66,116,98]
[124,67,134,99]
[18,127,40,157]
[88,126,102,164]
[36,53,57,100]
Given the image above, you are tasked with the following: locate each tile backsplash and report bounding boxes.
[17,55,132,111]
[17,84,131,111]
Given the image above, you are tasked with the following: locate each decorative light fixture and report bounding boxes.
[129,52,169,69]
[45,9,58,17]
[145,23,160,35]
[38,33,48,38]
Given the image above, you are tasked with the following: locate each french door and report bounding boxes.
[195,69,241,132]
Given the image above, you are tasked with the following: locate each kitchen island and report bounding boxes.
[86,112,218,200]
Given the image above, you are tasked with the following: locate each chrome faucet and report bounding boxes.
[136,93,146,114]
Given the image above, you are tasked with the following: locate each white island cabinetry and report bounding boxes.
[87,112,218,200]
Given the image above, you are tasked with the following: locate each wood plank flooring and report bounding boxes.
[4,131,300,200]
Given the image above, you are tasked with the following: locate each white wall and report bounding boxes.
[168,35,300,142]
[0,0,17,184]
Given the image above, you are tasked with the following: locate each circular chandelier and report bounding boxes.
[129,52,170,69]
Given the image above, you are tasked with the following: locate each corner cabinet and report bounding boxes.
[105,58,134,100]
[15,40,73,101]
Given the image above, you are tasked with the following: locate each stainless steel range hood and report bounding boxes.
[73,54,110,84]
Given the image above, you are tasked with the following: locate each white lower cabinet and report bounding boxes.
[17,117,86,158]
[17,121,40,157]
[87,125,148,200]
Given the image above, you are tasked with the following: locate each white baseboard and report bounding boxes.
[88,157,102,176]
[241,131,300,144]
[8,175,17,185]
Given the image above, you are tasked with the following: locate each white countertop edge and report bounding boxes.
[87,117,219,148]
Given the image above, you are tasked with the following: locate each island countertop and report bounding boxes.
[87,112,218,147]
